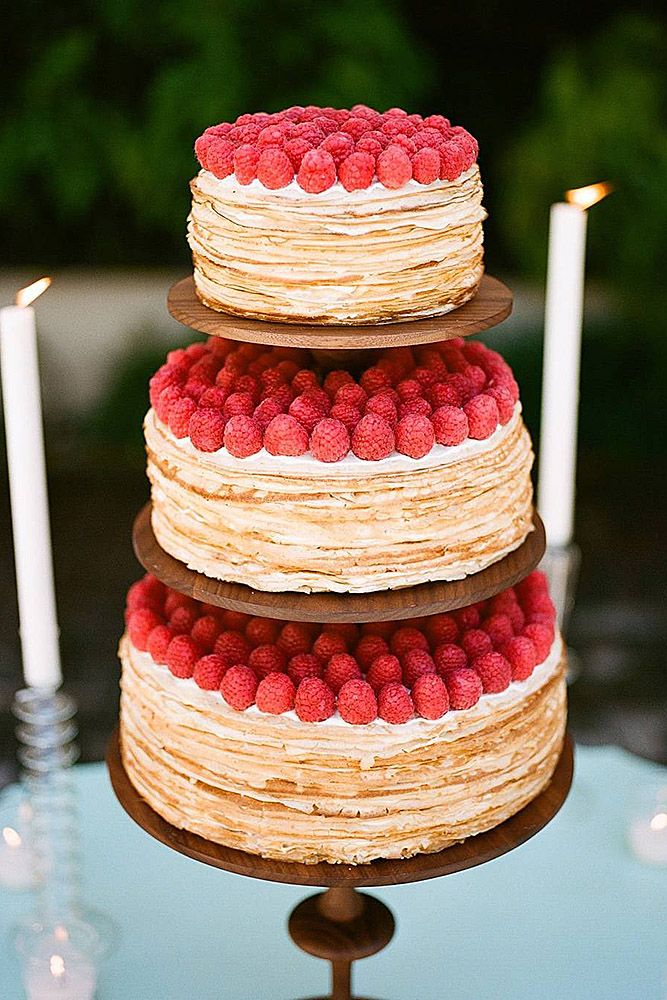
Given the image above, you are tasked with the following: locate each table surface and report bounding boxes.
[1,744,666,1000]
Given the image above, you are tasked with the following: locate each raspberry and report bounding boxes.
[351,414,395,461]
[360,366,392,396]
[423,114,450,131]
[336,383,367,409]
[445,667,483,710]
[399,398,432,420]
[288,653,323,685]
[234,144,259,185]
[297,149,337,193]
[189,408,225,451]
[330,403,361,432]
[256,672,296,714]
[223,392,254,419]
[220,665,257,711]
[394,414,435,459]
[327,623,360,646]
[277,622,313,658]
[284,138,313,171]
[146,624,173,664]
[324,653,362,694]
[429,383,461,408]
[295,677,335,723]
[473,651,511,693]
[256,124,285,148]
[439,141,467,181]
[461,628,493,661]
[424,614,458,645]
[378,682,414,724]
[164,591,195,617]
[190,615,221,651]
[483,613,515,649]
[166,635,203,679]
[340,115,373,140]
[323,370,353,398]
[264,414,309,456]
[401,648,436,687]
[292,122,324,144]
[365,395,398,426]
[193,654,229,690]
[206,138,235,178]
[485,385,514,427]
[411,147,440,184]
[412,673,449,719]
[501,636,538,682]
[199,386,228,410]
[338,678,378,725]
[222,609,250,630]
[320,131,355,166]
[366,654,402,693]
[223,415,262,458]
[288,395,324,433]
[355,635,390,670]
[432,406,469,447]
[253,397,284,431]
[256,148,294,189]
[522,623,554,662]
[434,643,467,675]
[168,605,199,634]
[376,144,412,188]
[356,135,384,156]
[464,395,499,440]
[233,374,260,401]
[291,369,319,394]
[338,151,375,191]
[390,627,429,657]
[126,576,166,612]
[245,616,281,646]
[396,379,422,402]
[214,630,251,664]
[194,132,216,169]
[312,631,348,661]
[454,605,480,630]
[248,644,288,678]
[155,384,183,424]
[150,364,185,408]
[309,418,350,462]
[128,609,163,651]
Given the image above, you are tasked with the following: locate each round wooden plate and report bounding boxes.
[132,502,546,623]
[107,728,573,888]
[167,275,512,350]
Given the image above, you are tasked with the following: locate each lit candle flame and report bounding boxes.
[15,277,52,308]
[54,925,69,943]
[2,826,22,848]
[649,811,667,832]
[565,182,613,210]
[50,954,66,978]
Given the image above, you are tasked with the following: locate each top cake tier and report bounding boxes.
[188,104,487,327]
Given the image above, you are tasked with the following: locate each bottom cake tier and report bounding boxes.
[118,572,567,865]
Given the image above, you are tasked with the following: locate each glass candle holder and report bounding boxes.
[628,786,667,867]
[0,795,37,890]
[16,921,97,1000]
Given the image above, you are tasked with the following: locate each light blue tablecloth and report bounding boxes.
[1,745,666,1000]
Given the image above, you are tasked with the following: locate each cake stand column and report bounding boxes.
[288,886,394,1000]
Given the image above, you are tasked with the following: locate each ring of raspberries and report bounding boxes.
[150,337,519,462]
[125,572,557,725]
[194,105,478,193]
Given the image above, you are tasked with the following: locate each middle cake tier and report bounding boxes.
[146,337,534,593]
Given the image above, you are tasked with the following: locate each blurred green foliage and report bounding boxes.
[1,0,432,264]
[498,14,667,317]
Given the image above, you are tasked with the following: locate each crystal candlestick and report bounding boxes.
[540,543,581,683]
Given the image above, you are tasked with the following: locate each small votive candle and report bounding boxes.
[22,942,96,1000]
[629,788,667,867]
[0,801,37,889]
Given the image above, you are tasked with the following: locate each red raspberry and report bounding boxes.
[297,149,337,193]
[360,366,392,396]
[445,667,483,710]
[473,651,511,693]
[425,614,458,645]
[256,672,296,714]
[338,678,378,725]
[288,395,324,433]
[233,374,260,401]
[190,615,221,651]
[401,648,436,687]
[324,653,362,694]
[256,124,285,149]
[198,386,228,410]
[501,636,538,682]
[411,147,440,184]
[264,414,309,456]
[461,628,493,661]
[222,609,250,630]
[378,682,414,724]
[390,627,429,657]
[335,383,367,409]
[355,635,390,670]
[234,144,259,185]
[194,132,216,169]
[126,575,166,612]
[330,403,362,432]
[351,414,395,461]
[189,407,225,452]
[506,603,526,633]
[454,605,480,630]
[288,653,323,685]
[398,398,432,421]
[340,115,372,139]
[248,644,288,678]
[376,144,412,188]
[164,591,195,617]
[434,643,468,675]
[483,613,515,649]
[220,664,257,710]
[292,122,324,144]
[522,623,554,662]
[256,148,294,189]
[323,370,354,397]
[149,364,185,409]
[155,384,183,424]
[295,677,335,722]
[338,151,375,191]
[312,631,348,661]
[166,635,203,679]
[168,605,199,634]
[432,406,469,446]
[439,141,468,181]
[327,622,360,646]
[128,609,164,650]
[464,395,499,440]
[245,616,281,646]
[206,138,235,178]
[309,418,350,462]
[146,624,173,664]
[291,369,319,393]
[356,135,384,156]
[302,387,331,414]
[320,131,354,166]
[429,383,461,408]
[223,415,262,458]
[277,622,313,658]
[366,654,402,693]
[423,114,450,131]
[284,138,313,171]
[223,392,254,419]
[365,395,398,426]
[214,630,251,664]
[253,397,284,431]
[396,379,422,401]
[193,654,229,690]
[394,414,435,459]
[412,673,449,719]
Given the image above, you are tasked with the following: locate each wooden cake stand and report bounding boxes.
[108,730,573,1000]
